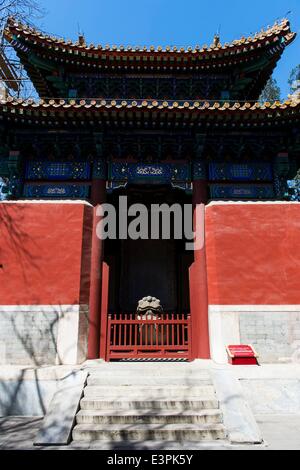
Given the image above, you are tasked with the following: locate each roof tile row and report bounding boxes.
[1,97,299,112]
[5,17,295,57]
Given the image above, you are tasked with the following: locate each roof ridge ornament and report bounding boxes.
[78,34,86,47]
[213,35,221,47]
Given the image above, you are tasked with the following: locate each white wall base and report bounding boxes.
[209,308,240,364]
[209,305,300,364]
[56,306,89,365]
[0,305,89,366]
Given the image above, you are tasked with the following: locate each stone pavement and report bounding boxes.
[0,415,300,450]
[255,415,300,451]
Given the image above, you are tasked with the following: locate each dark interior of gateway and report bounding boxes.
[104,185,194,314]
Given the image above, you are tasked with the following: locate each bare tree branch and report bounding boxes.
[0,1,45,100]
[0,0,44,28]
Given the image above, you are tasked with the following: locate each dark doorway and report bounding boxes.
[104,185,193,314]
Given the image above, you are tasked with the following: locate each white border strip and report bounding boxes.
[0,305,89,313]
[210,305,300,313]
[209,308,240,364]
[207,201,300,206]
[0,200,92,206]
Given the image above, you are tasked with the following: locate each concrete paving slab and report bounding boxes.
[34,370,88,446]
[255,414,300,450]
[240,379,300,414]
[0,417,43,450]
[211,369,263,444]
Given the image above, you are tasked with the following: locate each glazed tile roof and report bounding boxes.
[0,97,299,129]
[4,17,296,102]
[5,17,295,60]
[2,96,299,109]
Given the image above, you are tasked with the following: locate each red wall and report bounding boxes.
[2,201,300,309]
[0,202,93,305]
[206,203,300,305]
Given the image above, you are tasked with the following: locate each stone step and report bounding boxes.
[69,439,230,450]
[80,398,220,411]
[84,385,216,399]
[88,368,211,378]
[72,423,227,442]
[87,376,213,386]
[76,409,223,425]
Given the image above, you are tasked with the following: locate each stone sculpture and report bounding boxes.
[136,296,163,319]
[136,296,164,345]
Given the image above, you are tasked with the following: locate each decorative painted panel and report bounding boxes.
[26,162,91,181]
[23,184,90,199]
[209,162,273,181]
[209,184,274,199]
[108,162,191,192]
[110,162,190,183]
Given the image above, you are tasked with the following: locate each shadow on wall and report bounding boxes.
[0,204,40,286]
[0,369,50,417]
[0,202,95,367]
[0,303,91,417]
[0,203,97,424]
[0,368,82,423]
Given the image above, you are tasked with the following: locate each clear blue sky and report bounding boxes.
[38,0,300,99]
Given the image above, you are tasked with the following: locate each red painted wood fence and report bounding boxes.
[106,313,192,361]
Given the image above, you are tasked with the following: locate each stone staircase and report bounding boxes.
[72,363,227,443]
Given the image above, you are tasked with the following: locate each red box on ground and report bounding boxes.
[226,345,259,366]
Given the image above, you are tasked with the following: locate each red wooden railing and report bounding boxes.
[106,313,192,361]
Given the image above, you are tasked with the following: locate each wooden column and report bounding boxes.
[87,159,107,359]
[99,261,110,360]
[189,161,210,360]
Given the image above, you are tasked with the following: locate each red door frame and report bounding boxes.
[87,177,107,360]
[99,261,110,360]
[87,205,103,359]
[89,180,210,362]
[189,180,210,360]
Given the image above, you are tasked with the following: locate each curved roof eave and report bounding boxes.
[4,17,296,63]
[0,97,299,125]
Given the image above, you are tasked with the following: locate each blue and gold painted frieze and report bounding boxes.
[26,161,91,181]
[210,184,274,199]
[23,184,90,199]
[109,162,191,184]
[209,162,273,182]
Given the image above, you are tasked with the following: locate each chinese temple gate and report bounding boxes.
[0,18,300,365]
